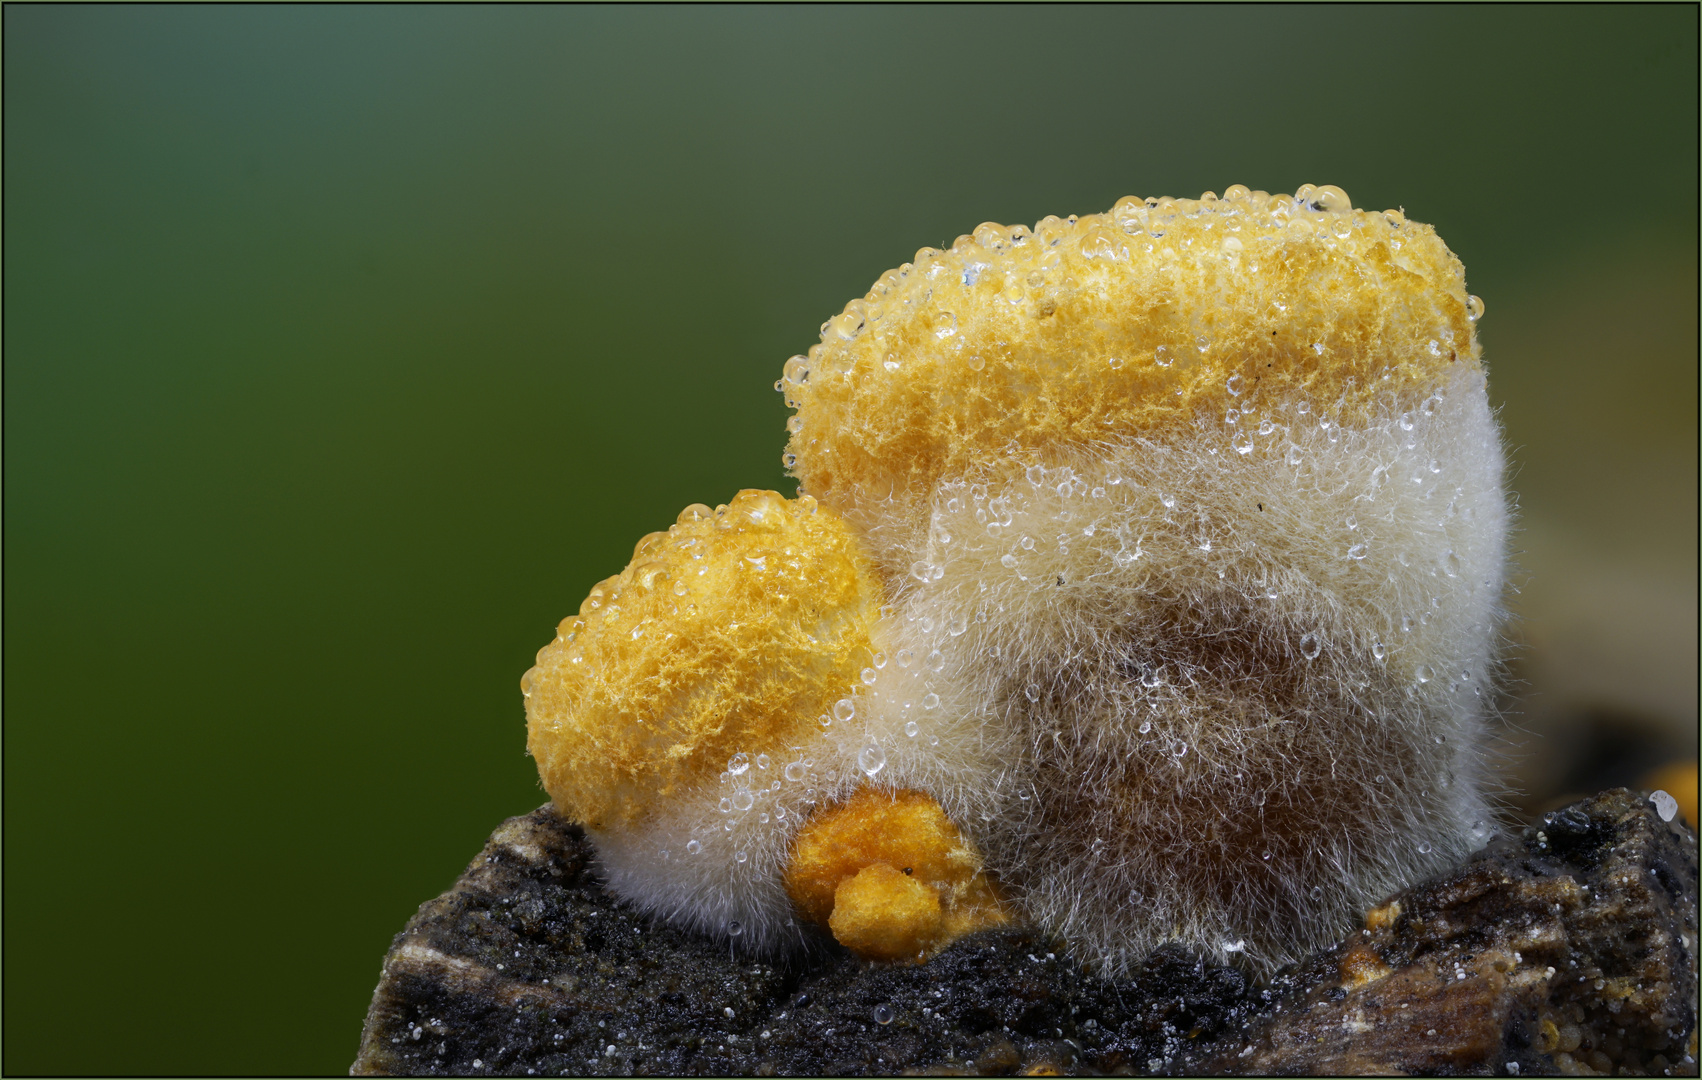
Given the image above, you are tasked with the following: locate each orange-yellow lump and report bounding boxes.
[524,489,885,946]
[784,787,1009,962]
[780,184,1481,573]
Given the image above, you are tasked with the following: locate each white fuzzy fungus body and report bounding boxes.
[850,363,1508,974]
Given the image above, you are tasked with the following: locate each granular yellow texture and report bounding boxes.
[785,786,1009,961]
[828,864,942,962]
[524,490,882,830]
[780,185,1483,549]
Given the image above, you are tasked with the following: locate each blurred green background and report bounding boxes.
[5,6,1695,1074]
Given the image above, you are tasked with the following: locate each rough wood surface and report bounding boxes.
[352,788,1697,1076]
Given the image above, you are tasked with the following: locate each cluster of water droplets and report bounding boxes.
[771,184,1484,411]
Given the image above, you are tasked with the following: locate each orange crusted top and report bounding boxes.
[524,490,882,830]
[781,185,1482,542]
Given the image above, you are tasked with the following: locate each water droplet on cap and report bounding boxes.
[858,743,886,778]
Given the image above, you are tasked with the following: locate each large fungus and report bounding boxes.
[526,186,1511,977]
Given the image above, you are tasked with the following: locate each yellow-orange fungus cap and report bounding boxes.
[523,490,882,830]
[785,786,1008,960]
[781,186,1480,547]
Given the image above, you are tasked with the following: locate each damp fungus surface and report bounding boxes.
[521,185,1512,977]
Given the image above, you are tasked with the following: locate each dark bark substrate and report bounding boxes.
[352,788,1697,1076]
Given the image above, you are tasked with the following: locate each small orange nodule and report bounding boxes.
[1363,899,1402,933]
[785,786,1009,961]
[1338,943,1393,989]
[828,864,942,962]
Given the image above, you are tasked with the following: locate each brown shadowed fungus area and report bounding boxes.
[786,786,1010,961]
[523,490,883,831]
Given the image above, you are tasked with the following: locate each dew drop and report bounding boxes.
[1469,820,1491,842]
[736,849,749,863]
[731,790,754,812]
[1001,554,1018,569]
[834,698,856,722]
[904,721,919,738]
[1153,345,1174,368]
[756,754,770,769]
[947,616,967,637]
[727,920,743,937]
[1258,419,1274,436]
[1310,885,1325,902]
[926,650,944,672]
[1372,642,1387,660]
[1415,665,1432,684]
[1347,543,1367,560]
[1108,355,1125,370]
[858,743,887,778]
[873,1004,895,1025]
[1232,432,1254,454]
[1025,684,1041,703]
[1226,374,1244,396]
[922,692,939,709]
[686,840,702,855]
[1299,632,1323,660]
[1651,790,1679,822]
[728,753,750,775]
[1466,294,1485,322]
[896,649,914,668]
[1417,841,1432,855]
[784,761,806,782]
[861,667,878,686]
